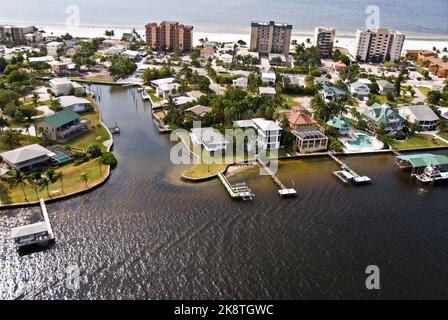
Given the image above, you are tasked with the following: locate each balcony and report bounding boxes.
[56,120,90,142]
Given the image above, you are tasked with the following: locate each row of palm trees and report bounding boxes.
[1,168,91,202]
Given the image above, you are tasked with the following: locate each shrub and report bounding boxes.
[100,152,118,166]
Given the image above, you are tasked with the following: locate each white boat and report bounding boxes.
[416,165,448,184]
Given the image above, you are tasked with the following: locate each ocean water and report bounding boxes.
[0,0,447,37]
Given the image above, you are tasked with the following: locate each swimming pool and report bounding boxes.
[347,134,372,147]
[53,155,71,163]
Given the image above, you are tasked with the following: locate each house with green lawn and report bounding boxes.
[36,109,90,142]
[362,103,404,133]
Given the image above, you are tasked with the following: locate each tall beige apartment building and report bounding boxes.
[354,27,405,63]
[250,21,292,56]
[0,25,34,43]
[314,27,336,58]
[145,21,193,52]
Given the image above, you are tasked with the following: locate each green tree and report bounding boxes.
[80,172,89,188]
[0,128,21,149]
[3,169,28,201]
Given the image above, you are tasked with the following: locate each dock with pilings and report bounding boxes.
[328,152,371,185]
[256,156,297,197]
[218,173,254,200]
[10,199,55,250]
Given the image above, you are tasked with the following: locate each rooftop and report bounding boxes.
[1,144,51,164]
[402,105,439,122]
[42,109,80,128]
[252,118,282,131]
[397,154,448,168]
[186,105,212,116]
[10,222,48,239]
[58,96,91,107]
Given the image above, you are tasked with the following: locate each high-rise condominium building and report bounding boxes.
[250,21,292,56]
[354,27,405,63]
[145,21,193,52]
[314,27,336,58]
[0,25,34,43]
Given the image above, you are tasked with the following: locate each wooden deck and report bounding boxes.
[257,156,297,197]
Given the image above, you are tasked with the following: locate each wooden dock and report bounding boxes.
[10,199,55,250]
[40,199,55,242]
[328,152,371,185]
[218,173,254,200]
[152,112,172,134]
[257,157,297,197]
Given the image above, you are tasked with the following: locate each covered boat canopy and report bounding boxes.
[396,153,448,168]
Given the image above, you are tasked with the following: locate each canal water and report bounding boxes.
[1,86,448,299]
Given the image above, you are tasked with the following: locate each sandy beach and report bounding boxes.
[39,24,448,53]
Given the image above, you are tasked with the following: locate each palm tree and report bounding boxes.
[0,128,21,149]
[80,172,89,188]
[38,177,51,198]
[26,172,41,200]
[23,122,31,136]
[52,171,64,193]
[32,93,39,108]
[97,157,104,175]
[4,169,28,201]
[0,116,10,132]
[436,119,448,133]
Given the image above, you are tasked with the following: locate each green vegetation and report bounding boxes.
[142,66,174,84]
[391,134,447,149]
[108,56,137,78]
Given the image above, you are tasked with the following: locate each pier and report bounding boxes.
[257,157,297,197]
[328,152,371,185]
[10,199,55,250]
[218,173,254,200]
[152,111,172,134]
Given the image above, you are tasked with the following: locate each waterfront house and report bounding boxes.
[50,78,84,96]
[261,72,276,85]
[191,127,229,152]
[320,84,347,102]
[326,116,353,135]
[252,118,282,150]
[349,81,370,98]
[362,103,404,133]
[0,144,51,171]
[50,61,77,77]
[58,96,92,113]
[399,105,439,131]
[150,77,176,89]
[185,105,212,118]
[36,109,90,143]
[156,82,181,100]
[376,80,394,94]
[234,118,282,150]
[232,77,248,89]
[285,111,328,153]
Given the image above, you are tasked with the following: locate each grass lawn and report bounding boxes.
[391,133,448,149]
[146,88,162,102]
[374,94,414,105]
[176,131,251,180]
[0,135,42,153]
[65,98,110,151]
[0,159,106,205]
[438,132,448,140]
[281,94,301,107]
[417,86,431,95]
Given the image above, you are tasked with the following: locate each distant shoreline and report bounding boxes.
[4,21,447,52]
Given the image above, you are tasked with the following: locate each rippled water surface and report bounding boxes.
[1,86,448,299]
